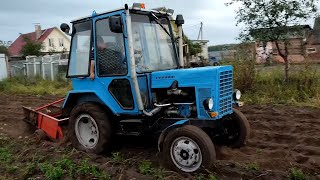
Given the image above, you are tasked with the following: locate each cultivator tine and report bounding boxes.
[23,107,38,126]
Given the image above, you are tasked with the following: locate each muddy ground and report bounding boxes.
[0,93,319,179]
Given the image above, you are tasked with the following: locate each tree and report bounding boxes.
[0,40,9,55]
[227,0,319,81]
[183,35,202,56]
[21,36,43,57]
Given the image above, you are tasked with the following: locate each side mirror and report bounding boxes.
[60,23,70,34]
[109,16,123,33]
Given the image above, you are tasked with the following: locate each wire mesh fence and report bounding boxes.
[9,54,68,81]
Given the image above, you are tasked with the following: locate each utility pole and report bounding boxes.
[197,22,203,40]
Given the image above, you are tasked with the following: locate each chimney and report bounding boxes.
[35,24,42,40]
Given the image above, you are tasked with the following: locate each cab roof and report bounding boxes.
[71,7,172,23]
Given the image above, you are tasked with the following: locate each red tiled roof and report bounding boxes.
[8,28,55,57]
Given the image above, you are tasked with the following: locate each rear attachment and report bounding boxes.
[23,98,68,140]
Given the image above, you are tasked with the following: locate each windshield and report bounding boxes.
[131,13,177,73]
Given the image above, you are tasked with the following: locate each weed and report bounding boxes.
[22,162,37,177]
[246,163,260,171]
[153,168,166,180]
[0,147,12,164]
[111,152,125,164]
[138,160,154,175]
[77,159,110,179]
[39,162,64,180]
[208,174,217,180]
[8,165,19,173]
[196,174,205,180]
[55,157,76,177]
[288,168,306,180]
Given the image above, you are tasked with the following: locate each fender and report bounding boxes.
[157,119,189,152]
[62,90,116,115]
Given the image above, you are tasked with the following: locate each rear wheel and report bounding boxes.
[162,125,216,173]
[68,103,112,154]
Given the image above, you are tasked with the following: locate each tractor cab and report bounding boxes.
[27,3,251,173]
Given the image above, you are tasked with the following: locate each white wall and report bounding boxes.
[42,28,71,53]
[0,54,8,80]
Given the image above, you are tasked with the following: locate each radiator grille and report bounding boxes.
[219,70,233,117]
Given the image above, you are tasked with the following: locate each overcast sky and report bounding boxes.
[0,0,317,46]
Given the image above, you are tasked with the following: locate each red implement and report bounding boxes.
[23,98,68,140]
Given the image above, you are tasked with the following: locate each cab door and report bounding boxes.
[92,11,138,114]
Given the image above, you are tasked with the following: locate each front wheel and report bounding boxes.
[220,108,250,148]
[162,125,216,173]
[68,103,112,154]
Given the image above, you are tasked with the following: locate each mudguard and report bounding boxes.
[158,119,189,152]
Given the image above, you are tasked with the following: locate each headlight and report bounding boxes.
[203,98,213,110]
[233,89,241,100]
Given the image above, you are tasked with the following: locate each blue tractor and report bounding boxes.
[36,3,249,173]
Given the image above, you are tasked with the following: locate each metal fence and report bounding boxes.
[9,54,68,81]
[0,54,8,80]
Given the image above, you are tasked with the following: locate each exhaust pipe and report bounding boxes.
[175,14,185,67]
[125,4,161,116]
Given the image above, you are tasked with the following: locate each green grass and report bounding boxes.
[243,65,320,106]
[226,60,320,106]
[0,76,71,96]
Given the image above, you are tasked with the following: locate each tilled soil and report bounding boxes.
[0,93,319,179]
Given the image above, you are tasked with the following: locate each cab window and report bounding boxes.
[67,21,92,77]
[95,17,127,76]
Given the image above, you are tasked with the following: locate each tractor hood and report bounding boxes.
[151,66,233,89]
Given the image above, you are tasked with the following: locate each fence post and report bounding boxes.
[42,61,45,79]
[33,58,37,76]
[5,55,10,78]
[50,62,54,81]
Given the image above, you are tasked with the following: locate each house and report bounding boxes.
[253,17,320,64]
[305,17,320,60]
[190,40,209,60]
[8,25,70,59]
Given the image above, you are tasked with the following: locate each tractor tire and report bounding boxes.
[227,108,250,148]
[68,103,112,154]
[162,125,216,173]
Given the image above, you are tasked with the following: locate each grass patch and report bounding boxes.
[38,158,110,180]
[0,76,71,96]
[0,147,13,164]
[288,168,306,180]
[227,60,320,106]
[246,163,260,171]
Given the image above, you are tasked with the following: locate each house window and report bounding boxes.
[49,39,54,47]
[59,38,64,47]
[307,48,316,53]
